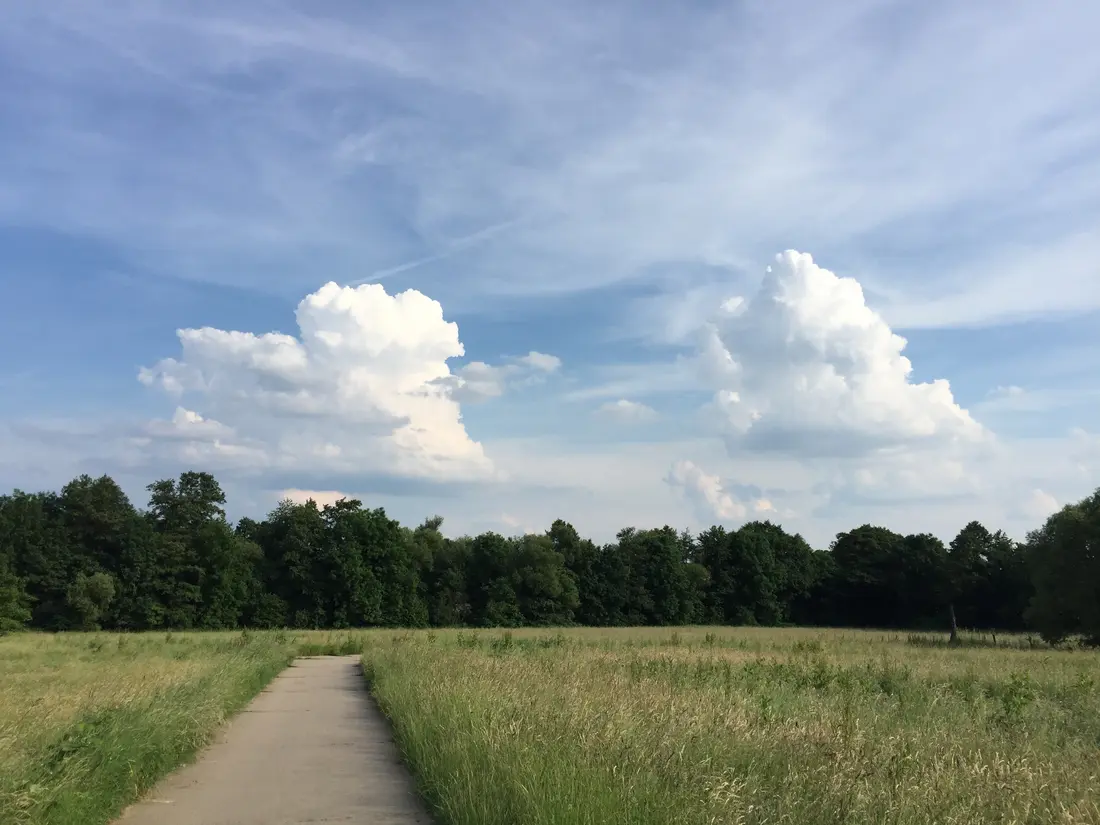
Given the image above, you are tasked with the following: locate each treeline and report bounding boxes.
[1,472,1097,644]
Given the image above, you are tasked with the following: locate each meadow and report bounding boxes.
[369,628,1100,825]
[1,627,1098,825]
[0,632,296,825]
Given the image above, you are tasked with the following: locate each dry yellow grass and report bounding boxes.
[2,634,214,772]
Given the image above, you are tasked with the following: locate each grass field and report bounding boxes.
[0,631,297,825]
[364,628,1100,825]
[1,627,1098,825]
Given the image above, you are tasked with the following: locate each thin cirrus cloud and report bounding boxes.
[595,399,657,423]
[0,2,1098,323]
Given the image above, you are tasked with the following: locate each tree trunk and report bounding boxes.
[949,602,959,646]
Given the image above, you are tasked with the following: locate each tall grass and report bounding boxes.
[0,631,295,825]
[365,628,1100,825]
[3,627,1097,825]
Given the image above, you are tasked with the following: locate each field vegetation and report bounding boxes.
[2,627,1098,825]
[3,469,1100,824]
[0,631,295,825]
[366,627,1100,825]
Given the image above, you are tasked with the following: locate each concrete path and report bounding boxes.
[116,656,431,825]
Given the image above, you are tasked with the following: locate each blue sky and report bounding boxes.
[2,0,1099,546]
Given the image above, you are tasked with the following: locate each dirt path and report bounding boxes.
[116,655,431,825]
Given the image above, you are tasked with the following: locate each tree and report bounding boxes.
[0,466,1056,634]
[66,572,116,631]
[728,523,782,625]
[405,516,444,623]
[467,532,521,626]
[58,475,137,580]
[0,558,31,633]
[947,521,987,641]
[696,525,736,623]
[982,532,1031,632]
[1,491,70,628]
[791,549,837,626]
[1025,489,1100,645]
[424,536,472,627]
[896,533,949,630]
[830,525,907,628]
[694,522,814,626]
[616,527,689,625]
[510,533,580,625]
[353,504,426,627]
[253,498,379,628]
[146,473,243,629]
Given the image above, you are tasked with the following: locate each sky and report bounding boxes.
[2,0,1099,548]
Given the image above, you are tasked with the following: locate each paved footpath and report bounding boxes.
[116,655,431,825]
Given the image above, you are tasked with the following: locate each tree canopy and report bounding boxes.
[1,470,1095,643]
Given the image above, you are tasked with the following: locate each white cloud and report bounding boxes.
[700,251,985,456]
[989,385,1026,400]
[826,449,981,508]
[2,2,1097,327]
[144,407,233,441]
[280,489,352,508]
[516,351,562,373]
[594,399,657,422]
[1022,488,1060,521]
[499,513,539,535]
[3,3,1100,552]
[666,459,772,523]
[139,281,494,482]
[1070,428,1100,480]
[878,230,1100,330]
[563,360,704,403]
[435,350,561,403]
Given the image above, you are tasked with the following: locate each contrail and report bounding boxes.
[351,218,522,285]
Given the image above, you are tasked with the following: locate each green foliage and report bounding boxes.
[0,558,31,632]
[949,522,1031,632]
[1,470,1098,637]
[1026,489,1100,645]
[65,572,116,631]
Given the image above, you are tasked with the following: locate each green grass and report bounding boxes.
[0,631,294,825]
[0,627,401,825]
[3,627,1098,825]
[362,627,1100,825]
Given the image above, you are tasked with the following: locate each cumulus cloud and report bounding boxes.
[666,459,773,522]
[144,407,233,442]
[595,399,657,422]
[434,350,562,403]
[699,251,985,456]
[516,351,562,373]
[139,281,495,482]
